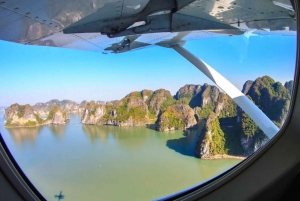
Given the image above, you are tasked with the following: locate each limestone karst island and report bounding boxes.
[4,76,292,159]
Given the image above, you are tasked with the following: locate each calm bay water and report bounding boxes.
[0,112,241,201]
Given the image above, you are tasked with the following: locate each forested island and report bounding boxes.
[4,76,293,159]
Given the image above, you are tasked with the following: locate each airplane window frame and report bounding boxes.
[0,135,46,200]
[0,1,299,201]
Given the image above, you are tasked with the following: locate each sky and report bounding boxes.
[0,34,296,106]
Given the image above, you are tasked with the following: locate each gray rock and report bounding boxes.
[157,104,197,132]
[284,80,294,96]
[242,80,254,94]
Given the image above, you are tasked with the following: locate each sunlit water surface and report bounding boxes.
[0,112,241,201]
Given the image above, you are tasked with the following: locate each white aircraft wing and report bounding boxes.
[0,0,296,53]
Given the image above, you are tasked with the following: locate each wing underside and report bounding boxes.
[0,0,296,54]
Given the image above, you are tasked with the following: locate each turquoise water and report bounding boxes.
[0,112,241,201]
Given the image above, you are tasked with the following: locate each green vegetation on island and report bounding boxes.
[193,76,292,158]
[157,104,197,132]
[246,76,290,126]
[5,104,68,127]
[195,112,227,158]
[4,75,292,159]
[195,103,215,119]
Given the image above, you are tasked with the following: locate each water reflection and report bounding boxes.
[166,129,200,157]
[146,123,156,131]
[82,125,109,143]
[166,121,205,158]
[6,127,42,144]
[49,124,67,137]
[5,123,68,144]
[82,124,152,149]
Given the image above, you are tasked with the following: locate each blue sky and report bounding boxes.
[0,34,296,106]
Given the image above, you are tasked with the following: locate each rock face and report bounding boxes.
[32,103,48,118]
[146,89,174,117]
[117,92,149,126]
[43,106,69,124]
[189,84,220,108]
[214,92,237,118]
[284,80,294,95]
[174,84,202,101]
[237,76,291,154]
[245,76,290,126]
[107,92,149,126]
[32,99,84,118]
[81,89,201,130]
[5,104,43,127]
[141,90,153,102]
[174,84,236,120]
[193,76,292,158]
[242,80,254,94]
[82,92,149,126]
[4,104,68,127]
[157,104,197,132]
[195,112,226,159]
[81,101,106,124]
[78,100,88,115]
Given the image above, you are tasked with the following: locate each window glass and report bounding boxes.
[0,1,297,200]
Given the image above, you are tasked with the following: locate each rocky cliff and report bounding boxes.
[194,76,291,158]
[81,101,106,125]
[237,76,291,154]
[215,92,237,118]
[245,76,290,126]
[195,112,227,159]
[5,104,68,127]
[105,92,149,126]
[175,84,236,120]
[146,89,175,118]
[78,100,88,115]
[82,91,149,126]
[5,104,43,127]
[189,84,220,108]
[81,89,199,130]
[149,85,236,132]
[284,80,294,96]
[157,104,197,132]
[242,80,254,94]
[141,90,153,102]
[33,99,85,118]
[43,106,69,124]
[174,84,202,104]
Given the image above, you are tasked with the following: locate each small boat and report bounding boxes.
[76,125,78,127]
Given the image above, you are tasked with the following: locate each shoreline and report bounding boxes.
[4,122,67,128]
[201,154,246,160]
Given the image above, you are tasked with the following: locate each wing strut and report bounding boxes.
[172,45,279,139]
